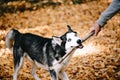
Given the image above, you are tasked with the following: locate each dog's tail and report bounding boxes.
[5,29,19,49]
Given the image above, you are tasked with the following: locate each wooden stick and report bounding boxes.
[81,31,94,43]
[58,48,76,64]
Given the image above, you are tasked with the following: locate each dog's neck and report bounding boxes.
[52,40,64,51]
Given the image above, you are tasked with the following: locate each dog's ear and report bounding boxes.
[52,36,62,46]
[67,25,73,32]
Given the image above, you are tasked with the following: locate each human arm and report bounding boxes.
[90,0,120,36]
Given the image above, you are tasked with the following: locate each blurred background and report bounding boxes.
[0,0,120,80]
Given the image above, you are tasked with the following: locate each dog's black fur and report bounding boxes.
[12,30,65,66]
[5,25,83,80]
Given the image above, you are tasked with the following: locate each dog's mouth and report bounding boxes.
[76,44,84,49]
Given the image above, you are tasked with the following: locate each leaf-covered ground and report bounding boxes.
[0,0,120,80]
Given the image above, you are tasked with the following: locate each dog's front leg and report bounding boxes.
[31,64,40,80]
[59,70,69,80]
[49,69,58,80]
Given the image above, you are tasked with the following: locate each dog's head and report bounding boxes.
[52,25,83,53]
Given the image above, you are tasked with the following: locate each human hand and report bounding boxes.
[90,23,102,36]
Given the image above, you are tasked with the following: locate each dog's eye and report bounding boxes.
[68,38,71,42]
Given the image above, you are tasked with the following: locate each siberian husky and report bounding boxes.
[5,25,83,80]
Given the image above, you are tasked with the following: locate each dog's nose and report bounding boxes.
[77,39,81,44]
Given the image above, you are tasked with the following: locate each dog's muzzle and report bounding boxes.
[77,44,83,49]
[77,39,83,49]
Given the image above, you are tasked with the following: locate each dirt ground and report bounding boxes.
[0,0,120,80]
